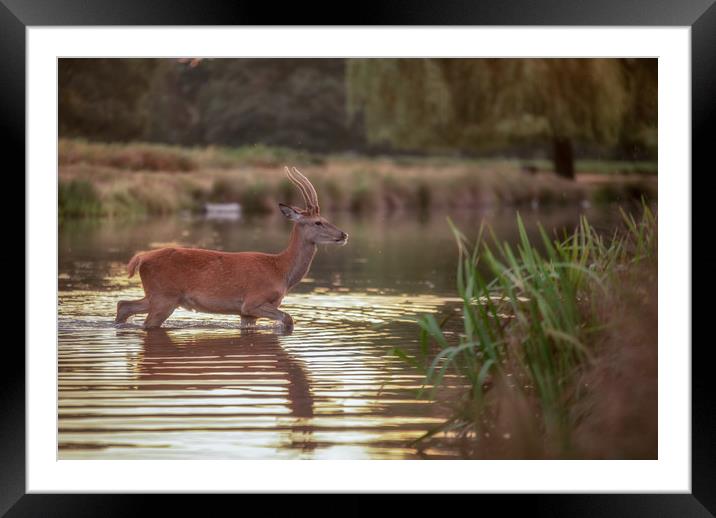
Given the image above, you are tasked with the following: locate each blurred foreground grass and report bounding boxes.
[59,139,657,219]
[394,203,657,459]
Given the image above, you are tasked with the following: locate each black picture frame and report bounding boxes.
[5,0,709,514]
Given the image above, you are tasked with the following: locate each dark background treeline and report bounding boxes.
[59,59,366,151]
[59,58,657,177]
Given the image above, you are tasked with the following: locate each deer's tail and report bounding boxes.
[127,252,145,278]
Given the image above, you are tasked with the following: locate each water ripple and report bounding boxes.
[59,288,463,459]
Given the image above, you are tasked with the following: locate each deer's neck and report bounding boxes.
[279,225,317,289]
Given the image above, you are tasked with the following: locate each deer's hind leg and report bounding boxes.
[115,297,150,324]
[143,296,179,330]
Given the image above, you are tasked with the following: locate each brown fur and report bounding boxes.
[127,253,144,278]
[115,168,347,330]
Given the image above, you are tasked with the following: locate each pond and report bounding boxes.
[58,205,624,459]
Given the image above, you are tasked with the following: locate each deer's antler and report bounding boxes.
[291,167,319,212]
[285,166,320,215]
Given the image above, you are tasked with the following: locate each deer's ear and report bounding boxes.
[279,203,302,221]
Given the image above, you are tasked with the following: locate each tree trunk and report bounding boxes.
[552,137,575,180]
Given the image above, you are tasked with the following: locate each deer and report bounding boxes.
[114,167,348,331]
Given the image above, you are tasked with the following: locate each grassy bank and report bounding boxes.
[58,139,657,219]
[395,203,657,459]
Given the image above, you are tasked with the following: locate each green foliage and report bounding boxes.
[618,59,658,158]
[59,59,160,141]
[144,59,364,151]
[348,58,657,157]
[392,203,657,452]
[59,180,103,218]
[59,58,657,165]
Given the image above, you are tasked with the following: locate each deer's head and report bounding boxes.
[279,167,348,246]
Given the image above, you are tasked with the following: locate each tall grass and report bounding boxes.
[58,138,657,219]
[394,202,657,457]
[59,180,103,219]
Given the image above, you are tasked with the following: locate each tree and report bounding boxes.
[59,59,160,141]
[144,59,365,151]
[618,58,658,160]
[347,58,656,179]
[59,58,366,151]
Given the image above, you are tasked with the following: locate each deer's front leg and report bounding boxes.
[241,302,294,332]
[240,316,257,328]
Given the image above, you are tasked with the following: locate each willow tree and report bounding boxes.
[347,58,653,179]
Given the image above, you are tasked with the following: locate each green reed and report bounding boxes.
[394,201,657,451]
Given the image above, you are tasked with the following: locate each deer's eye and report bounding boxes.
[315,221,323,226]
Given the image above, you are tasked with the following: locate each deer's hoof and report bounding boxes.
[283,316,294,333]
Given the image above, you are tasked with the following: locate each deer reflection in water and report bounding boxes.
[135,328,315,452]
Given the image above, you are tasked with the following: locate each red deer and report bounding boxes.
[115,167,348,331]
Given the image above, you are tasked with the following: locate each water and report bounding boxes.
[58,206,622,459]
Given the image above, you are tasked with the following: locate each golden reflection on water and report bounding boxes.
[59,284,461,459]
